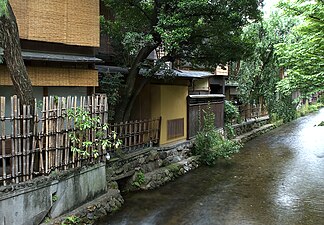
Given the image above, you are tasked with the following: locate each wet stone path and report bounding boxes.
[97,109,324,225]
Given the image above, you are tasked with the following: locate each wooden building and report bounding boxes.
[0,0,101,99]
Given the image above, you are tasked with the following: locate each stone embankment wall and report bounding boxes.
[232,116,270,136]
[232,116,276,143]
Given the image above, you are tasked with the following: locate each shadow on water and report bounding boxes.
[96,109,324,225]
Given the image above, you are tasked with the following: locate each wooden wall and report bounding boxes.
[10,0,100,47]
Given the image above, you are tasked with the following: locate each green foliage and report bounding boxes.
[224,123,236,139]
[0,0,7,64]
[238,11,298,122]
[270,94,297,122]
[318,121,324,126]
[132,171,145,188]
[61,215,80,225]
[0,0,8,17]
[224,100,240,124]
[102,0,262,68]
[44,217,51,224]
[224,101,239,138]
[275,0,324,97]
[52,194,58,203]
[318,95,324,104]
[67,107,121,159]
[193,109,241,166]
[297,102,323,117]
[99,72,124,121]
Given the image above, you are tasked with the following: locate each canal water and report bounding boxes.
[97,109,324,225]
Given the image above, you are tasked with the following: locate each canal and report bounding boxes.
[97,109,324,225]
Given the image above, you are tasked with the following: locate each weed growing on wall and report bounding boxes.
[132,171,145,188]
[61,215,80,225]
[194,108,241,166]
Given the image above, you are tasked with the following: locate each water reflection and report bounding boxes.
[270,109,324,225]
[97,109,324,225]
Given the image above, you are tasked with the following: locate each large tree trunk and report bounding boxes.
[114,45,157,123]
[0,2,34,107]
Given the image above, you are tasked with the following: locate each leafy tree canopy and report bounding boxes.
[103,0,263,67]
[0,0,7,63]
[0,0,8,16]
[237,11,298,121]
[102,0,263,122]
[275,0,324,97]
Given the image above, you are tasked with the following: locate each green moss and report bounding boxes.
[166,164,180,173]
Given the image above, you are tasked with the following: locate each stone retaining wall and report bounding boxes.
[131,156,200,191]
[43,188,123,225]
[106,141,194,183]
[232,116,270,136]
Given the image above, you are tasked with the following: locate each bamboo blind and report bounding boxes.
[0,66,98,86]
[10,0,100,47]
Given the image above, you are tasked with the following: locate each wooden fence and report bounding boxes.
[238,104,268,122]
[0,95,161,186]
[110,118,161,153]
[188,99,224,139]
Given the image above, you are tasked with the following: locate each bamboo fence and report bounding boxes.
[0,95,161,186]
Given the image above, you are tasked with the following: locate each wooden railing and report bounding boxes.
[0,95,161,186]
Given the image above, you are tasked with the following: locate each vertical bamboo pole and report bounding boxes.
[139,120,142,145]
[16,97,22,182]
[134,120,138,148]
[30,100,38,178]
[11,96,18,183]
[65,96,71,169]
[26,105,31,181]
[22,105,27,182]
[0,97,6,185]
[44,96,49,173]
[55,98,61,171]
[91,95,96,162]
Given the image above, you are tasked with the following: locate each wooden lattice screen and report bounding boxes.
[167,118,184,140]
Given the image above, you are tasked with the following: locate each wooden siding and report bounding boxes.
[10,0,100,47]
[0,66,98,86]
[167,118,184,140]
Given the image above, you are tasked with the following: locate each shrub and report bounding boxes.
[67,107,121,159]
[194,108,241,166]
[224,100,240,124]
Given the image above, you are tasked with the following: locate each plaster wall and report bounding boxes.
[151,85,188,145]
[0,164,106,225]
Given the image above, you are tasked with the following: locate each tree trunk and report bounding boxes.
[123,78,149,121]
[114,45,157,123]
[0,3,34,108]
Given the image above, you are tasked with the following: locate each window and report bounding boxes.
[167,118,184,140]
